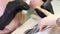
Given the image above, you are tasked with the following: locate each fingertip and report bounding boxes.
[39,27,43,32]
[37,25,43,31]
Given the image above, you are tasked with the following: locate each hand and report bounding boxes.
[37,7,60,31]
[38,15,59,31]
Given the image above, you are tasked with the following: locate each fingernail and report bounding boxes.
[40,25,47,31]
[42,25,47,29]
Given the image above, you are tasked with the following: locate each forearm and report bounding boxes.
[0,0,29,30]
[0,1,21,30]
[0,14,19,34]
[6,13,19,33]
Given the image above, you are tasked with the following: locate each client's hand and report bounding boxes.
[38,15,59,31]
[37,7,60,31]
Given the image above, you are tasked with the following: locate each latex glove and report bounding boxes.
[0,0,30,30]
[30,0,54,18]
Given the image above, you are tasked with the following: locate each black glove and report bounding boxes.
[35,0,54,18]
[0,0,30,30]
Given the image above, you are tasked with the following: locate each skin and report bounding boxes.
[30,0,44,9]
[36,7,60,31]
[0,0,19,34]
[56,17,60,27]
[0,0,60,33]
[30,0,60,31]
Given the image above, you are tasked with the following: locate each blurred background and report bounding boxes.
[20,0,60,24]
[12,0,60,34]
[52,0,60,15]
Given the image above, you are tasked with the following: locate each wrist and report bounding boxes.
[2,28,12,34]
